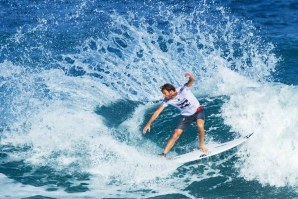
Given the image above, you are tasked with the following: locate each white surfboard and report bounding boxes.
[169,133,253,164]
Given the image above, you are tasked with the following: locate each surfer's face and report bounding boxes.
[162,89,176,99]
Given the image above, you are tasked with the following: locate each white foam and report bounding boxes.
[1,101,190,197]
[0,61,24,78]
[0,1,288,197]
[41,69,121,109]
[221,79,298,187]
[198,65,255,97]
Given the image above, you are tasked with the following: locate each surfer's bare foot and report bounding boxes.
[199,145,208,153]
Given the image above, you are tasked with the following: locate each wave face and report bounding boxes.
[0,0,297,198]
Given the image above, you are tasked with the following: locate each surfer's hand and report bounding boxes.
[185,73,195,87]
[199,145,208,153]
[143,125,151,134]
[185,72,194,79]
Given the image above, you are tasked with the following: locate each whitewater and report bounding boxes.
[0,0,297,198]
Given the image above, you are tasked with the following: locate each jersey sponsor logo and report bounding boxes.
[177,99,190,109]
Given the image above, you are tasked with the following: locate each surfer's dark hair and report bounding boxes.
[160,83,176,92]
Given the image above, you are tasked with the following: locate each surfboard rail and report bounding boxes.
[169,133,254,164]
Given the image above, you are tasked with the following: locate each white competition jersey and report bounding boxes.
[162,85,201,116]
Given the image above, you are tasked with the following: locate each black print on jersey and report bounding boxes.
[177,99,190,109]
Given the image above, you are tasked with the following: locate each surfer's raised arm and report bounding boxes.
[185,72,195,87]
[143,105,165,134]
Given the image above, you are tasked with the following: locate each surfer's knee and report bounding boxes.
[198,124,204,131]
[172,129,183,140]
[172,134,180,141]
[196,120,204,130]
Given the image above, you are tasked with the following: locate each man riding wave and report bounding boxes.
[143,73,208,156]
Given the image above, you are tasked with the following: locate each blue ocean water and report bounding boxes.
[0,0,297,198]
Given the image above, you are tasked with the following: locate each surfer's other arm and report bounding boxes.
[143,105,165,134]
[185,72,195,87]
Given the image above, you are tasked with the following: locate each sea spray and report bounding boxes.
[0,1,290,198]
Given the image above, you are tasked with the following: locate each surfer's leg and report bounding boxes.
[196,119,208,153]
[195,109,207,153]
[162,115,191,155]
[163,128,184,155]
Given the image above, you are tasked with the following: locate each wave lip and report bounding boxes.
[222,82,298,187]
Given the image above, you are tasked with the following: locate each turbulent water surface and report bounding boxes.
[0,0,297,198]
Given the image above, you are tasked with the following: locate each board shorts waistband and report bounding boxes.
[196,106,203,113]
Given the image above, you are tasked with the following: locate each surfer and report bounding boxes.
[143,73,208,156]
